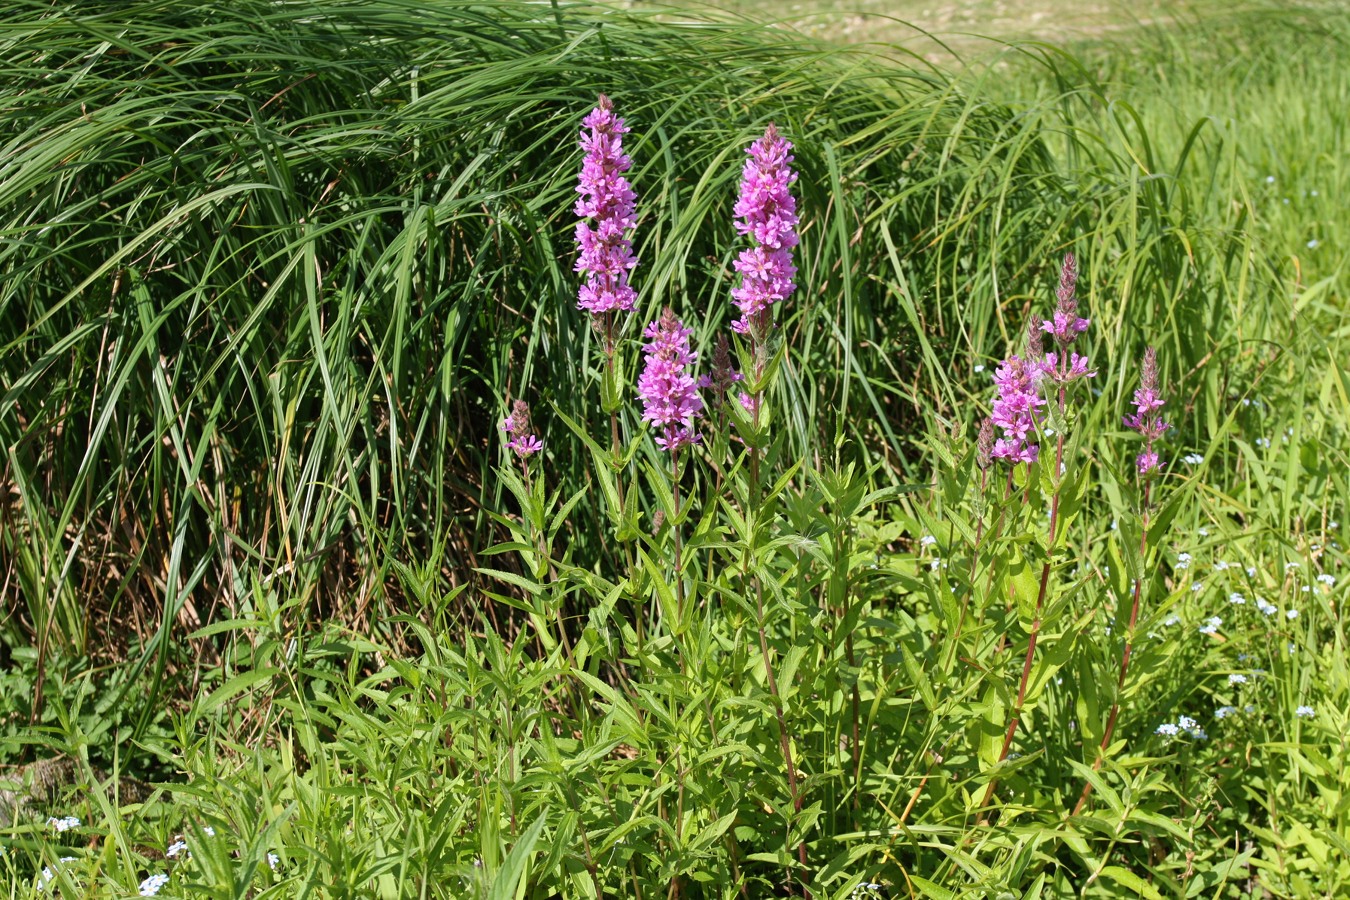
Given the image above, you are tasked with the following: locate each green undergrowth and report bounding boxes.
[1,0,1348,897]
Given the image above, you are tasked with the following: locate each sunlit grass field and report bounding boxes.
[0,0,1346,896]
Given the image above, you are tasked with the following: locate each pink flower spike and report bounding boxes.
[575,95,639,316]
[501,400,543,459]
[731,124,799,339]
[1124,347,1167,476]
[989,354,1046,466]
[637,308,705,452]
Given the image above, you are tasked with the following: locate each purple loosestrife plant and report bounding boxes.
[731,124,799,350]
[731,124,810,892]
[1073,347,1171,816]
[981,253,1093,816]
[574,95,642,549]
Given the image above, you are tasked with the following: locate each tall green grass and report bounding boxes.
[0,0,1076,661]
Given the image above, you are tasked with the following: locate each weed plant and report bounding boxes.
[0,0,1347,897]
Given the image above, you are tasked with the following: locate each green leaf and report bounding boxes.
[488,813,547,900]
[1097,865,1164,900]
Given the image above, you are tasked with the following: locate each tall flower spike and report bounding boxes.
[637,308,705,452]
[976,417,995,471]
[1124,346,1168,475]
[731,124,799,340]
[707,332,743,409]
[501,399,543,458]
[574,94,638,316]
[1036,253,1096,386]
[1041,252,1089,345]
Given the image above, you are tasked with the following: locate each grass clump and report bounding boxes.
[0,0,1347,897]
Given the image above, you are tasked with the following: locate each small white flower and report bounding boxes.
[1198,528,1210,537]
[1256,437,1270,448]
[1241,398,1253,407]
[1214,560,1231,571]
[202,826,215,837]
[1163,613,1181,626]
[166,840,188,859]
[1178,715,1197,730]
[1176,552,1192,570]
[1256,598,1277,616]
[1156,722,1180,736]
[1215,705,1237,719]
[920,535,937,548]
[930,559,941,571]
[1184,453,1204,464]
[1192,581,1204,593]
[1311,189,1319,196]
[140,873,170,897]
[1295,705,1315,718]
[1307,239,1319,249]
[1266,175,1276,183]
[268,853,280,870]
[1246,566,1257,578]
[37,858,77,890]
[1282,197,1290,205]
[1302,585,1310,593]
[974,364,985,373]
[1229,674,1247,684]
[1316,573,1335,586]
[1287,608,1299,619]
[1285,562,1300,571]
[1228,592,1245,605]
[1191,727,1208,740]
[46,816,80,833]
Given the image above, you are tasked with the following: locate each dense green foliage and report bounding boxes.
[1,0,1347,897]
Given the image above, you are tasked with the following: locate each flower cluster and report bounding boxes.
[637,308,706,452]
[574,95,639,316]
[1155,714,1206,739]
[989,354,1046,464]
[46,815,80,832]
[731,124,799,339]
[500,400,543,458]
[1124,346,1169,475]
[140,873,170,896]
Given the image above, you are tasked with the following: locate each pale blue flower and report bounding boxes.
[1229,674,1247,684]
[139,873,170,897]
[1295,705,1315,718]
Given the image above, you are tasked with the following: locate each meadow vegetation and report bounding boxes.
[0,0,1346,896]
